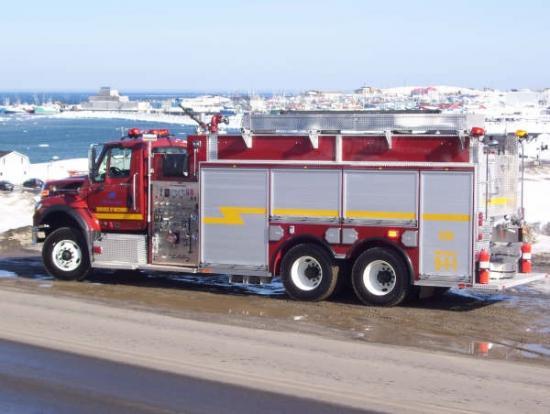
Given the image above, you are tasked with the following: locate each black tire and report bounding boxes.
[433,287,450,297]
[332,260,353,298]
[351,247,410,306]
[281,244,338,301]
[43,227,90,281]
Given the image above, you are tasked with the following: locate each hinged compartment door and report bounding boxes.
[419,170,474,282]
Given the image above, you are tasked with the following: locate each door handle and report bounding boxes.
[132,173,138,211]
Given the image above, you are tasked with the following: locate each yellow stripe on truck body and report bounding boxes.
[203,206,266,225]
[272,208,338,218]
[95,213,144,220]
[346,210,416,220]
[422,213,470,222]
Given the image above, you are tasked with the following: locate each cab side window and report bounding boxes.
[108,147,132,178]
[92,147,132,182]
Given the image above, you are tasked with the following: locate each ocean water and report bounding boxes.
[0,114,195,163]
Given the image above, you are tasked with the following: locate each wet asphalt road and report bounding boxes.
[0,248,549,364]
[0,339,370,414]
[0,247,550,413]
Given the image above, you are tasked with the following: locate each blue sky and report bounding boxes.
[0,0,548,91]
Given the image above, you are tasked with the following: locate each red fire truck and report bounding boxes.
[33,111,546,306]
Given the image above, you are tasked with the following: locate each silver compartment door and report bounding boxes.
[419,170,474,282]
[343,170,418,227]
[200,168,268,268]
[271,169,340,222]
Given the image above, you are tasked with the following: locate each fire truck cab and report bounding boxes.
[33,112,547,306]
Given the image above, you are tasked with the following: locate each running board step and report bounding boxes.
[229,275,272,285]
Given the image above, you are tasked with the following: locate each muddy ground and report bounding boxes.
[1,226,549,365]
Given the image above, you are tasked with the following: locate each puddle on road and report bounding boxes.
[0,270,17,278]
[0,253,549,365]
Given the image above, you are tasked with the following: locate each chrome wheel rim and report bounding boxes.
[363,260,396,296]
[52,239,82,272]
[290,256,323,291]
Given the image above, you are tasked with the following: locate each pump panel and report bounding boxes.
[151,181,199,266]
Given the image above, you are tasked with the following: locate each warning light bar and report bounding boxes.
[147,129,170,137]
[470,127,485,137]
[127,128,142,138]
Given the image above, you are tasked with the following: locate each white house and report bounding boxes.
[0,150,30,184]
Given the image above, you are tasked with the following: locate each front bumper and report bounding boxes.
[32,226,46,244]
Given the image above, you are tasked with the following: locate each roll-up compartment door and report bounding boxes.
[343,170,418,226]
[200,168,268,268]
[271,169,340,222]
[419,170,474,282]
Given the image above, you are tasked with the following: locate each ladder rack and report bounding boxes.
[242,111,484,135]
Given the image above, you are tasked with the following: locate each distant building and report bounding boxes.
[81,87,151,112]
[354,86,381,96]
[0,150,30,184]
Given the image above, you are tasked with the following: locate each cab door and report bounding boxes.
[88,145,145,232]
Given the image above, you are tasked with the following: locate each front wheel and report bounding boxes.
[281,244,338,301]
[351,247,410,306]
[43,227,90,281]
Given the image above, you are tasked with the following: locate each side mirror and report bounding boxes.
[88,145,98,181]
[162,153,189,177]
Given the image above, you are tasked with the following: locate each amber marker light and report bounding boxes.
[387,230,399,239]
[515,129,528,139]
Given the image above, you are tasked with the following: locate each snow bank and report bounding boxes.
[29,158,88,181]
[0,190,35,233]
[0,158,88,234]
[49,111,200,126]
[523,166,550,227]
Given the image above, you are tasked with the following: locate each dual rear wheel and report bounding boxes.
[281,244,410,306]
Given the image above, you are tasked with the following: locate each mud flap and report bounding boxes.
[471,273,548,292]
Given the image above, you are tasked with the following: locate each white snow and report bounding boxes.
[528,277,550,294]
[29,158,88,181]
[523,166,550,227]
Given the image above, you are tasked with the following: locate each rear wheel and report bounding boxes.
[281,244,338,301]
[43,227,90,281]
[351,247,410,306]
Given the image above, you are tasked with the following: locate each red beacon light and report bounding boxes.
[127,128,142,138]
[147,129,170,138]
[470,127,485,138]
